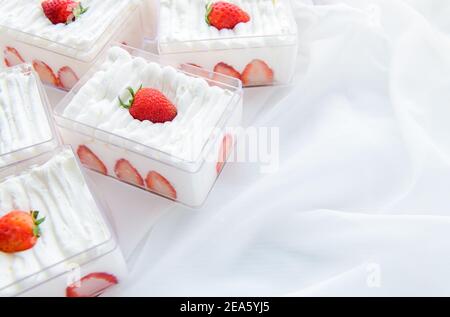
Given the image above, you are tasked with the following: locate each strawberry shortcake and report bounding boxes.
[0,148,127,297]
[150,0,298,87]
[0,0,145,90]
[55,45,243,206]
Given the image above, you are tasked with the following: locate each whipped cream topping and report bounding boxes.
[0,0,137,57]
[0,67,53,160]
[0,149,111,294]
[62,47,235,162]
[158,0,297,52]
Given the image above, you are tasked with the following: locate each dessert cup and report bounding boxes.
[54,44,243,207]
[0,0,145,90]
[0,146,127,297]
[144,0,298,87]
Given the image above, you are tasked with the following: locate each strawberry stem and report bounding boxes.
[67,3,89,24]
[79,4,89,15]
[205,2,213,25]
[30,210,45,238]
[118,85,143,110]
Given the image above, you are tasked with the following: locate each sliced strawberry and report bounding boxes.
[241,59,274,87]
[213,62,241,81]
[179,63,210,79]
[4,47,25,67]
[216,134,234,174]
[58,66,79,90]
[114,159,144,187]
[76,145,107,175]
[145,171,177,200]
[179,63,202,70]
[66,272,118,297]
[32,60,60,86]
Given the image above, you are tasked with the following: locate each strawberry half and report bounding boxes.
[77,145,108,175]
[66,272,118,297]
[216,134,233,174]
[42,0,88,25]
[0,210,45,254]
[241,59,274,87]
[32,60,60,86]
[145,171,177,200]
[114,159,144,187]
[213,62,241,81]
[119,86,177,123]
[206,1,250,30]
[58,66,79,90]
[4,47,25,67]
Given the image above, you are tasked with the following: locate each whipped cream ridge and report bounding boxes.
[0,0,137,54]
[62,47,235,162]
[0,149,110,294]
[0,67,52,159]
[158,0,297,52]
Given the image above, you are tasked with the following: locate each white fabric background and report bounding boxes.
[46,0,450,296]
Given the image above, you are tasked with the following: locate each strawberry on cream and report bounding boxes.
[0,67,54,167]
[0,149,113,296]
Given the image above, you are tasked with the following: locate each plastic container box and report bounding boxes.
[0,0,145,91]
[0,146,127,297]
[54,44,243,207]
[0,64,59,168]
[144,0,298,87]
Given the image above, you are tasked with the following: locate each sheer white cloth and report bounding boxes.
[98,0,450,296]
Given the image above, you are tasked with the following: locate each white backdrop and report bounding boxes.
[46,0,450,296]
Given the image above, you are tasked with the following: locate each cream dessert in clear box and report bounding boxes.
[0,0,146,90]
[145,0,298,87]
[54,45,243,207]
[0,64,59,168]
[0,147,127,297]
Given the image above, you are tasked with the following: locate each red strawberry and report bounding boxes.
[32,60,60,86]
[114,159,144,187]
[216,134,233,174]
[42,0,88,25]
[0,210,45,253]
[206,1,250,30]
[213,62,241,81]
[77,145,107,175]
[66,272,118,297]
[145,171,177,200]
[4,47,25,67]
[58,66,79,90]
[241,59,274,87]
[119,86,177,123]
